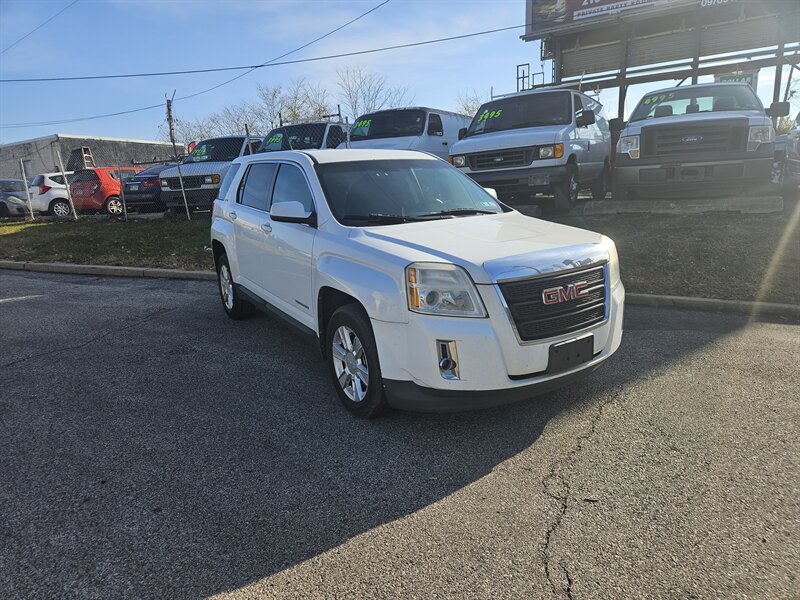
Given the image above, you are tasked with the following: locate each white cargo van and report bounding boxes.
[343,107,471,159]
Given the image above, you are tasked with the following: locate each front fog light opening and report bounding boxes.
[437,340,460,380]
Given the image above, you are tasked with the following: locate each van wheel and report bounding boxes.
[326,304,387,418]
[216,253,253,320]
[49,199,72,218]
[591,165,609,201]
[553,165,579,212]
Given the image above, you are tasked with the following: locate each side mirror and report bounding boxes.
[483,187,498,199]
[609,118,625,132]
[458,127,468,141]
[576,109,596,127]
[767,102,790,118]
[270,201,316,226]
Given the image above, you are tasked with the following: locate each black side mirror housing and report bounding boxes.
[609,118,625,132]
[576,109,596,127]
[458,127,468,141]
[767,102,790,118]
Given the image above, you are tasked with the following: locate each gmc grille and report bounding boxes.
[642,120,747,158]
[166,176,202,190]
[468,148,534,170]
[498,265,607,342]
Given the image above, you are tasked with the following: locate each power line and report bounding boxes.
[0,0,81,56]
[0,0,391,129]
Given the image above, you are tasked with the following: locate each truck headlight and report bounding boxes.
[203,174,221,185]
[747,126,773,151]
[406,263,487,318]
[538,144,563,159]
[450,155,466,168]
[618,135,639,159]
[602,236,620,286]
[160,179,168,188]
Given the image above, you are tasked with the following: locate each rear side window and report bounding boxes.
[218,164,240,200]
[427,113,443,136]
[238,162,278,211]
[108,170,139,181]
[271,164,314,213]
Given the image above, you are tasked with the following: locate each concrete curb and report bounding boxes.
[1,260,797,318]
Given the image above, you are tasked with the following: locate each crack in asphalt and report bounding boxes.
[1,307,177,368]
[541,386,623,599]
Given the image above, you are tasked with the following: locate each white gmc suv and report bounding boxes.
[210,149,624,417]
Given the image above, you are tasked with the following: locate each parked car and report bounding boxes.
[257,122,346,152]
[210,149,623,417]
[610,82,790,200]
[70,167,142,215]
[0,179,30,218]
[160,136,262,212]
[342,107,471,159]
[449,88,611,211]
[28,171,74,217]
[122,164,174,212]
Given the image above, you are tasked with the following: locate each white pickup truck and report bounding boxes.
[210,149,624,417]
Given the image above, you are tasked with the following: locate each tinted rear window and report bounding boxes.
[71,171,99,183]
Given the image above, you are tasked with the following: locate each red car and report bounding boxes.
[70,167,142,215]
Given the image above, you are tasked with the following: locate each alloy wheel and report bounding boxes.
[331,325,369,402]
[219,264,234,310]
[52,201,70,217]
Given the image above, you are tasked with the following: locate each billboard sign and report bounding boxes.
[714,71,759,89]
[526,0,694,38]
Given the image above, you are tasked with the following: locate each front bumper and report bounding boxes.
[458,164,569,201]
[615,154,773,197]
[372,280,624,412]
[124,191,164,210]
[163,187,218,208]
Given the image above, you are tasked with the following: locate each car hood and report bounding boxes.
[625,110,765,133]
[346,136,418,150]
[350,210,608,284]
[450,125,567,155]
[159,161,232,178]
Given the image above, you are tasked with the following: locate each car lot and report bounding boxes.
[1,270,798,599]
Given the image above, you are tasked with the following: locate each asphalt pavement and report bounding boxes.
[1,270,798,599]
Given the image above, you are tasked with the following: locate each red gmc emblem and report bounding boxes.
[542,281,589,305]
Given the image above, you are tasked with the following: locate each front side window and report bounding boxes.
[630,85,762,121]
[315,159,504,227]
[271,164,314,213]
[466,91,572,137]
[350,110,427,141]
[238,162,277,211]
[183,137,245,163]
[218,163,241,200]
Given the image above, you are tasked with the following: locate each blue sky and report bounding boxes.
[0,0,794,144]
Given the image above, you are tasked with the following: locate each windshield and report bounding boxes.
[258,124,327,152]
[183,137,244,163]
[0,179,26,193]
[350,110,426,141]
[630,85,762,122]
[315,159,504,226]
[466,92,571,137]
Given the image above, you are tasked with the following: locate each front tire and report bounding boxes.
[326,304,387,418]
[553,164,579,212]
[216,253,252,320]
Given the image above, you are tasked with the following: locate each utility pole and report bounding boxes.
[166,95,191,220]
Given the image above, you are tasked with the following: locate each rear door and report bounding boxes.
[231,162,279,297]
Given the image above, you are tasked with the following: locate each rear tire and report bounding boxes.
[215,253,253,320]
[103,196,124,216]
[553,164,578,212]
[326,304,387,418]
[49,199,72,218]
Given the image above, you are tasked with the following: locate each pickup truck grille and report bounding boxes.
[642,120,747,158]
[498,265,607,342]
[468,148,534,170]
[165,176,202,190]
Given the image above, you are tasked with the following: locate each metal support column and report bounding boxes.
[617,23,629,119]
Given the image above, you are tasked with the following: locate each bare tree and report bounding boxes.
[336,66,412,119]
[456,88,487,117]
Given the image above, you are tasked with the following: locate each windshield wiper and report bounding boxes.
[416,208,498,218]
[341,213,436,224]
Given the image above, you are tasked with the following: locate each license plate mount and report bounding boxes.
[547,335,594,375]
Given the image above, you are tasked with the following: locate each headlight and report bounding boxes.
[747,125,773,151]
[537,144,563,159]
[160,179,168,188]
[602,236,620,286]
[618,135,639,159]
[451,155,466,168]
[203,174,221,185]
[406,263,486,318]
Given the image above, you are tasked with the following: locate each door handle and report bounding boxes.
[442,141,448,146]
[260,223,272,233]
[229,211,237,220]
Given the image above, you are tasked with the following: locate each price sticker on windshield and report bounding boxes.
[354,119,372,129]
[192,145,206,155]
[266,135,283,144]
[642,92,676,106]
[477,109,503,122]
